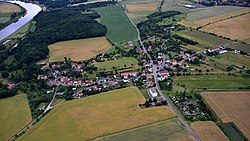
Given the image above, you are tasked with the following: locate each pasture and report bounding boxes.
[94,5,137,43]
[0,94,32,141]
[95,57,139,71]
[18,87,176,141]
[191,121,229,141]
[202,91,250,140]
[173,74,250,90]
[201,13,250,43]
[48,37,111,62]
[94,118,194,141]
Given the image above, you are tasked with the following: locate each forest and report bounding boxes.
[9,9,106,72]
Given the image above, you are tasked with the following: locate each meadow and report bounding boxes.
[190,121,229,141]
[94,5,137,43]
[95,57,139,71]
[201,13,250,43]
[18,87,176,141]
[173,74,250,90]
[202,91,250,140]
[48,37,111,62]
[0,94,32,141]
[94,117,193,141]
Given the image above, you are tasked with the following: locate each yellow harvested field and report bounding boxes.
[178,20,201,29]
[18,87,176,141]
[202,92,250,140]
[0,94,32,141]
[195,8,250,26]
[201,13,250,42]
[126,4,157,12]
[0,2,21,13]
[48,37,111,62]
[191,121,229,141]
[179,8,250,29]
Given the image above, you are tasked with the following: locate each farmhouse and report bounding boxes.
[148,88,158,98]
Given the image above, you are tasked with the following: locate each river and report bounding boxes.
[0,1,41,41]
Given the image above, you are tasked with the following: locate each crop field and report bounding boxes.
[18,87,176,141]
[94,118,194,141]
[180,8,250,28]
[122,0,160,5]
[201,13,250,43]
[126,4,157,12]
[94,5,137,43]
[191,121,229,141]
[0,94,32,141]
[173,75,250,90]
[95,57,139,71]
[122,0,159,23]
[48,37,111,62]
[202,91,250,140]
[185,6,246,22]
[0,2,21,13]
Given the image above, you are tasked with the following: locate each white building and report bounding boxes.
[148,88,158,98]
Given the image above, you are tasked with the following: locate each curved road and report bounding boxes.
[121,3,201,141]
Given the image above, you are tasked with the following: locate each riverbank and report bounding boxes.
[0,1,41,41]
[0,2,26,30]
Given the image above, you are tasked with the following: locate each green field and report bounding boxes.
[207,52,250,69]
[173,74,250,90]
[179,30,232,47]
[184,6,246,22]
[227,42,250,53]
[0,94,32,141]
[95,57,139,70]
[94,118,192,141]
[18,87,176,141]
[94,5,137,43]
[161,0,202,13]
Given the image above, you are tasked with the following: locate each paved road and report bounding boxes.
[121,3,200,141]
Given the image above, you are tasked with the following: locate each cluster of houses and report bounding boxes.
[38,62,141,98]
[170,95,209,120]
